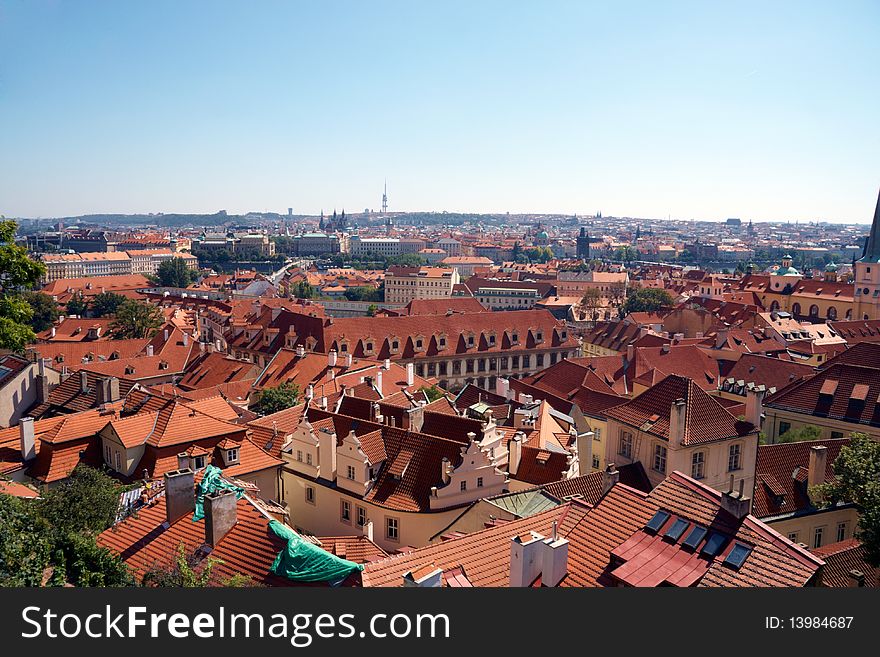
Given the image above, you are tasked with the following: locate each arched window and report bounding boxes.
[845,309,853,320]
[770,300,780,312]
[827,306,837,320]
[809,305,819,317]
[791,303,801,317]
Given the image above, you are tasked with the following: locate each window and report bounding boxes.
[787,532,799,543]
[728,444,742,472]
[837,522,848,542]
[477,477,483,488]
[226,448,239,464]
[193,455,206,470]
[813,526,824,549]
[438,337,446,348]
[653,444,667,474]
[467,335,474,347]
[356,506,367,527]
[778,421,791,437]
[296,450,303,462]
[346,465,356,480]
[341,500,351,523]
[391,340,399,351]
[619,432,633,458]
[114,451,121,471]
[306,453,313,466]
[460,481,467,492]
[594,427,602,441]
[416,339,423,349]
[386,517,399,541]
[365,342,373,352]
[592,455,600,470]
[692,451,705,480]
[305,486,315,504]
[831,431,844,439]
[105,444,111,463]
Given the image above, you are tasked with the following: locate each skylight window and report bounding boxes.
[645,510,670,533]
[701,532,727,558]
[683,525,708,550]
[664,518,690,542]
[723,543,752,570]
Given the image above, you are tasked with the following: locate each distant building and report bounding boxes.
[383,267,460,305]
[576,227,591,261]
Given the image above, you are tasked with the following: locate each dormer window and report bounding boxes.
[340,343,348,353]
[536,330,543,342]
[468,334,475,347]
[193,455,206,470]
[511,332,519,344]
[365,341,374,353]
[438,335,447,349]
[488,334,496,346]
[416,338,423,350]
[226,448,239,464]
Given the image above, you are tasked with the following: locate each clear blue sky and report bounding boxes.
[0,1,877,221]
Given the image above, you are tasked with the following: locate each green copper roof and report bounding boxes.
[773,266,801,276]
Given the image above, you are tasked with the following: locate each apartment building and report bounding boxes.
[383,266,460,305]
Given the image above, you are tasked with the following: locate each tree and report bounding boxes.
[577,288,603,323]
[66,292,90,317]
[614,246,638,263]
[777,424,822,444]
[343,286,382,302]
[156,257,197,288]
[22,291,60,332]
[110,299,164,339]
[90,291,128,318]
[366,303,378,317]
[40,465,122,534]
[387,253,427,268]
[142,543,222,587]
[620,287,674,317]
[512,241,522,261]
[0,220,46,351]
[290,280,317,299]
[254,382,301,415]
[419,385,445,402]
[814,433,880,566]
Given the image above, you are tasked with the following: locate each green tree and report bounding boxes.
[0,220,46,351]
[22,291,60,332]
[89,291,128,318]
[512,241,522,261]
[577,287,603,323]
[40,465,122,534]
[814,433,880,566]
[254,382,301,415]
[290,280,317,299]
[366,303,378,317]
[110,299,164,339]
[66,292,90,317]
[387,253,428,268]
[620,287,674,317]
[141,543,222,587]
[419,385,445,402]
[156,257,197,287]
[343,286,383,302]
[777,424,822,444]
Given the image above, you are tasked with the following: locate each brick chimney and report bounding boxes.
[204,489,238,546]
[808,445,828,491]
[720,475,751,519]
[164,469,195,525]
[669,398,687,448]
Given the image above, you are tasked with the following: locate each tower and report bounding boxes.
[382,180,388,215]
[853,188,880,321]
[576,227,591,261]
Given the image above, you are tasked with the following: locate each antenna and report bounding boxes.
[382,180,388,214]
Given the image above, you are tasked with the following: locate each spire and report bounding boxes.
[860,187,880,263]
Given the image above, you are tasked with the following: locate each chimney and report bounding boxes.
[371,402,383,425]
[745,385,765,429]
[305,384,314,401]
[661,343,670,354]
[146,344,154,357]
[215,338,222,352]
[601,463,619,495]
[404,400,425,433]
[440,457,451,485]
[720,476,751,519]
[204,489,238,546]
[50,326,56,338]
[317,429,337,482]
[182,332,189,347]
[345,353,353,367]
[626,343,635,363]
[296,345,305,357]
[509,531,544,587]
[164,469,195,525]
[402,566,443,588]
[375,369,383,393]
[319,395,328,410]
[406,362,414,386]
[496,377,510,399]
[669,398,686,448]
[847,569,866,588]
[384,358,391,370]
[507,432,524,476]
[328,349,338,367]
[365,519,374,543]
[808,445,828,492]
[80,370,89,394]
[715,328,729,349]
[576,430,594,475]
[19,417,36,461]
[163,328,169,342]
[540,535,570,587]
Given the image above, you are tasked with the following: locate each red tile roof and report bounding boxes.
[604,374,756,446]
[811,539,878,587]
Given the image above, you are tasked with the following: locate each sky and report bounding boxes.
[0,1,878,222]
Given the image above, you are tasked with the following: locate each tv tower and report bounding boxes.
[381,180,388,214]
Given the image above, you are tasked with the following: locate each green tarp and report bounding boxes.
[192,465,245,522]
[268,520,364,584]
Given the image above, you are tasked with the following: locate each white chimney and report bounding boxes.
[146,345,154,357]
[296,345,305,357]
[182,332,189,347]
[669,398,686,448]
[215,338,222,352]
[328,350,338,367]
[541,534,570,587]
[384,358,391,370]
[365,519,374,542]
[163,328,169,342]
[745,385,765,430]
[508,432,524,476]
[306,384,314,400]
[50,326,56,338]
[406,362,414,386]
[576,430,594,474]
[375,369,383,392]
[19,417,36,461]
[80,370,89,393]
[317,429,337,482]
[510,531,544,587]
[496,377,510,399]
[345,353,353,367]
[403,566,443,588]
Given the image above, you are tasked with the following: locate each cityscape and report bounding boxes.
[1,0,878,616]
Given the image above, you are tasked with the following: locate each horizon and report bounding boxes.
[1,1,878,222]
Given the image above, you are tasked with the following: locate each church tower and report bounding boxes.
[853,188,880,320]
